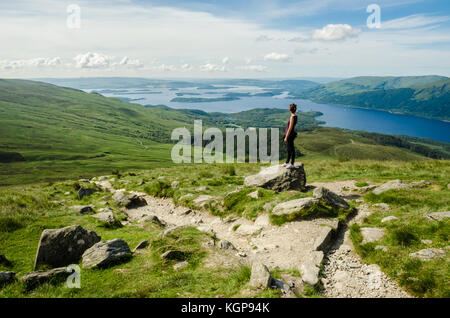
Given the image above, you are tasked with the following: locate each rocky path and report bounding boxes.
[117,179,411,298]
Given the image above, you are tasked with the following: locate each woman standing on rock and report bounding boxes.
[282,103,298,168]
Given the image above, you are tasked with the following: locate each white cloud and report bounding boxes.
[74,52,112,69]
[181,63,193,71]
[256,35,274,42]
[236,65,267,72]
[382,14,450,30]
[244,58,253,64]
[312,24,361,41]
[264,52,292,62]
[0,57,61,70]
[289,36,309,42]
[117,56,143,68]
[156,64,177,71]
[200,63,227,72]
[222,57,230,64]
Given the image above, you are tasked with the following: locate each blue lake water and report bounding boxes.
[88,86,450,143]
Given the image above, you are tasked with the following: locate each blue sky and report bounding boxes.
[0,0,449,78]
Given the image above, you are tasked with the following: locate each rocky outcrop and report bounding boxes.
[92,211,117,226]
[409,248,446,261]
[71,205,94,214]
[113,191,147,209]
[193,195,216,208]
[372,180,411,195]
[21,267,70,290]
[361,227,385,244]
[34,225,101,270]
[82,239,132,269]
[313,186,350,210]
[272,198,319,216]
[249,263,272,288]
[218,240,236,250]
[160,250,186,261]
[300,259,321,286]
[424,211,450,221]
[133,240,149,252]
[244,164,306,192]
[77,187,95,199]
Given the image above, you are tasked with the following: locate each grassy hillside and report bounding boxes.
[293,76,450,121]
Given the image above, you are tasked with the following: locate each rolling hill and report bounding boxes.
[293,76,450,121]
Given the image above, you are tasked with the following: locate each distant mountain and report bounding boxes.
[292,76,450,121]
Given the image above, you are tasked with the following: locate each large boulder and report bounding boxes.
[272,198,320,216]
[373,180,411,195]
[113,191,147,209]
[249,263,272,288]
[409,248,446,261]
[424,211,450,221]
[34,225,101,270]
[361,227,385,244]
[91,211,117,226]
[313,187,349,210]
[244,164,306,192]
[77,187,95,199]
[82,239,132,269]
[21,267,70,290]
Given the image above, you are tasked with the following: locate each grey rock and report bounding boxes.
[171,180,180,188]
[272,197,320,216]
[92,212,116,226]
[78,187,95,199]
[0,271,15,286]
[179,193,194,200]
[313,186,349,209]
[373,203,390,210]
[270,277,292,295]
[196,186,207,191]
[425,211,450,221]
[139,214,166,227]
[157,225,187,238]
[71,205,95,214]
[300,260,320,286]
[421,239,432,245]
[173,261,189,271]
[113,191,147,209]
[94,181,114,192]
[193,195,215,208]
[254,214,270,227]
[133,240,149,252]
[381,216,398,223]
[249,263,272,288]
[34,225,100,270]
[235,224,262,236]
[160,250,186,261]
[244,164,306,192]
[263,202,276,212]
[82,239,132,269]
[313,226,336,251]
[218,240,236,250]
[361,227,385,244]
[375,245,388,252]
[21,267,70,290]
[409,248,446,261]
[247,190,260,199]
[373,180,411,195]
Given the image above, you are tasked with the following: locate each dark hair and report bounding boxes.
[289,103,297,113]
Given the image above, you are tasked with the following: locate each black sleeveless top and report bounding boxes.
[285,115,298,135]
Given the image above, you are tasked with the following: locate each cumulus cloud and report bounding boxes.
[235,65,267,72]
[181,63,193,71]
[312,24,361,41]
[264,52,292,62]
[0,57,61,70]
[117,56,143,68]
[156,64,177,71]
[74,52,112,69]
[200,63,227,72]
[222,57,230,65]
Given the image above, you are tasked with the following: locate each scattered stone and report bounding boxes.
[173,261,189,271]
[0,271,15,286]
[71,205,95,214]
[113,191,147,209]
[94,181,114,192]
[249,263,271,288]
[373,203,390,210]
[179,193,194,200]
[375,245,388,252]
[424,211,450,221]
[160,250,186,261]
[300,260,320,286]
[247,190,260,199]
[133,240,149,252]
[358,185,377,193]
[361,227,385,244]
[270,278,292,295]
[21,267,70,290]
[313,187,349,209]
[78,187,95,199]
[218,240,236,250]
[409,248,446,261]
[263,202,276,212]
[92,212,116,226]
[34,225,100,270]
[82,239,132,269]
[196,186,207,191]
[272,197,319,216]
[171,180,180,188]
[421,239,432,245]
[139,214,166,227]
[411,180,432,188]
[157,225,187,238]
[381,216,398,223]
[373,180,411,195]
[193,195,215,208]
[235,224,262,236]
[244,164,306,192]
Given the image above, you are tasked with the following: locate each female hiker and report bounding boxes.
[282,103,298,168]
